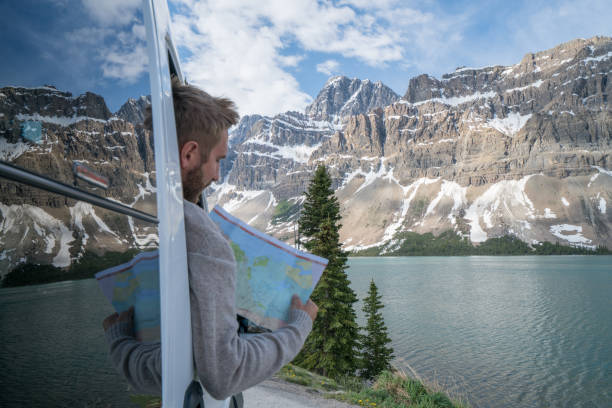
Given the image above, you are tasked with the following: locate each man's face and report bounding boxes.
[182,129,228,202]
[201,129,228,189]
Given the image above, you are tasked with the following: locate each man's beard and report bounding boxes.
[182,166,207,203]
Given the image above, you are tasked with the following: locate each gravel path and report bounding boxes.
[243,377,359,408]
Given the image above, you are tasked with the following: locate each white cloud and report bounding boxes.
[68,1,148,84]
[81,0,141,27]
[338,0,398,10]
[101,44,148,83]
[166,0,609,116]
[316,60,340,76]
[169,0,420,115]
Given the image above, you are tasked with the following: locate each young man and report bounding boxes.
[103,79,318,400]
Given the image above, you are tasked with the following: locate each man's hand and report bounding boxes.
[291,295,318,323]
[103,306,134,332]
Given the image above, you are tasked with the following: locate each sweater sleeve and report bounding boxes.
[105,321,162,396]
[189,252,312,399]
[184,203,313,400]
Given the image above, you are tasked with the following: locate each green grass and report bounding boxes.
[277,364,469,408]
[278,364,342,391]
[129,395,161,408]
[330,370,468,408]
[272,199,300,224]
[107,364,470,408]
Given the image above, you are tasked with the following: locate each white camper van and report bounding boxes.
[0,0,207,406]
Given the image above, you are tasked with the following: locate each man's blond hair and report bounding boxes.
[144,78,239,160]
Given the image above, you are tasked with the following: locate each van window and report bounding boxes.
[0,1,160,406]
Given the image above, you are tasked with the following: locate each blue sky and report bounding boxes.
[1,0,611,115]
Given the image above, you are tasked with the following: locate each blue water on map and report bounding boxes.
[210,207,324,323]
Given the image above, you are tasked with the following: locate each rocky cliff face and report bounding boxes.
[305,76,400,122]
[1,37,611,276]
[116,95,151,124]
[211,36,612,252]
[0,86,156,275]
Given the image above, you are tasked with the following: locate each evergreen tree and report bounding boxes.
[360,279,394,380]
[294,165,359,378]
[298,165,342,248]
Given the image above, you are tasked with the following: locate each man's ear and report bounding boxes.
[180,141,200,171]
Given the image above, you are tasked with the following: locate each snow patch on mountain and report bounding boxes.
[588,166,612,187]
[504,80,544,93]
[244,139,322,164]
[223,189,269,213]
[425,180,468,225]
[487,112,532,136]
[550,224,592,246]
[353,161,392,194]
[583,51,612,64]
[378,177,440,246]
[597,194,607,214]
[69,202,120,249]
[248,192,277,224]
[0,203,74,267]
[464,175,535,242]
[16,113,107,126]
[0,137,30,161]
[414,91,497,107]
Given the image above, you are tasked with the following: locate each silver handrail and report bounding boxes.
[0,161,158,224]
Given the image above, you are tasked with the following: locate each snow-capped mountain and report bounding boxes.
[305,76,400,123]
[1,36,611,276]
[0,86,157,275]
[211,36,612,252]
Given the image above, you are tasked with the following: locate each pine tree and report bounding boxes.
[360,279,394,380]
[294,165,359,378]
[298,165,342,248]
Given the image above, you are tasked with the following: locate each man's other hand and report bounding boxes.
[290,295,318,322]
[103,306,134,331]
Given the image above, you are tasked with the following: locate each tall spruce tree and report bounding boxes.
[294,165,359,378]
[298,165,342,246]
[360,279,394,380]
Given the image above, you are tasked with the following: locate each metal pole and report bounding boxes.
[0,161,158,224]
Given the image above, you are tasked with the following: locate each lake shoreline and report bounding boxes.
[350,232,611,257]
[4,253,612,288]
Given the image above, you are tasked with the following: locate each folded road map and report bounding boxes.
[210,205,327,330]
[95,251,160,342]
[95,206,327,338]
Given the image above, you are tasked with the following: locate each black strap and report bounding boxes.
[230,392,244,408]
[183,380,205,408]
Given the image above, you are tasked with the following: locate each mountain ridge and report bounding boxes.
[0,36,611,275]
[213,36,612,252]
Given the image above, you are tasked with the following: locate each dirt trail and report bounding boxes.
[244,377,359,408]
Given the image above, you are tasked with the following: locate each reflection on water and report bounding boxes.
[1,257,610,407]
[348,256,612,408]
[0,279,136,408]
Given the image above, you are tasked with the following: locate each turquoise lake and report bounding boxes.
[1,256,610,407]
[348,256,612,408]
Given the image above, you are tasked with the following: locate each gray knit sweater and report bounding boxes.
[105,200,313,399]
